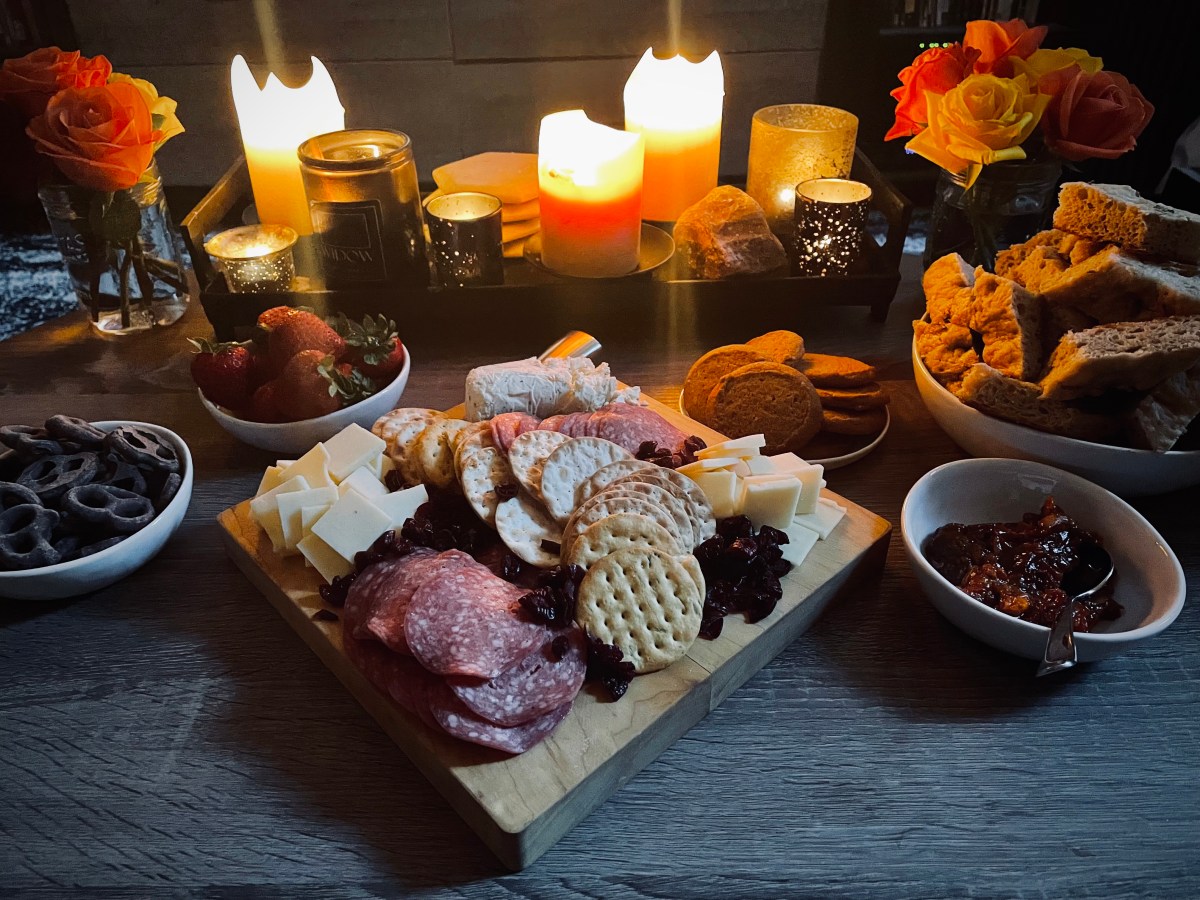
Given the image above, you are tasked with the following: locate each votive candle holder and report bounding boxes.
[792,177,872,276]
[204,224,298,293]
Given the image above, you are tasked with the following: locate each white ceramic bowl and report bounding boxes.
[0,421,194,601]
[913,338,1200,497]
[901,457,1186,662]
[200,346,411,454]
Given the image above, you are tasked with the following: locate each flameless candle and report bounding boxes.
[230,55,344,235]
[623,48,723,222]
[537,110,644,277]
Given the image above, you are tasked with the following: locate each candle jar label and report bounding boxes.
[310,200,389,285]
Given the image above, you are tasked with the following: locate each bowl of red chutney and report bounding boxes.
[901,458,1186,662]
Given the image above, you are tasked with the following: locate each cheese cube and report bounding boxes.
[793,497,846,539]
[249,475,311,553]
[277,487,338,552]
[781,522,820,568]
[739,474,802,530]
[338,465,389,500]
[696,435,765,460]
[373,484,429,529]
[691,470,740,519]
[310,489,393,562]
[281,443,334,489]
[255,465,287,498]
[367,451,395,479]
[275,459,296,468]
[300,503,331,538]
[732,456,776,477]
[297,533,354,583]
[324,424,386,482]
[769,455,824,514]
[677,457,740,479]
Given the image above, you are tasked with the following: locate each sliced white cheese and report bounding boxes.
[793,497,846,539]
[740,474,802,530]
[275,459,296,468]
[297,532,353,583]
[255,465,287,498]
[310,489,394,562]
[367,451,394,479]
[324,423,386,482]
[677,457,740,478]
[338,465,389,500]
[765,452,809,474]
[781,522,821,568]
[697,435,765,460]
[691,469,740,519]
[767,454,824,514]
[249,475,312,553]
[732,456,776,477]
[373,483,429,529]
[299,503,331,539]
[281,443,334,489]
[277,487,338,552]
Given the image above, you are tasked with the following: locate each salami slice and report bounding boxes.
[405,564,547,679]
[448,626,586,726]
[428,681,572,754]
[342,548,436,640]
[363,549,481,653]
[537,414,568,433]
[489,412,540,456]
[588,403,689,454]
[344,633,441,729]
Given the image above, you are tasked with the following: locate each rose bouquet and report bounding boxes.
[0,47,189,333]
[885,19,1154,267]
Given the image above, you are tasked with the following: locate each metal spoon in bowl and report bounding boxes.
[1036,541,1115,677]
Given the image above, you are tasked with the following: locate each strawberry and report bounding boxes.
[267,311,345,373]
[249,381,285,423]
[189,338,254,411]
[334,313,406,381]
[257,305,315,331]
[274,351,375,422]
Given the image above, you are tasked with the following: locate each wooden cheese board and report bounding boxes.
[218,394,892,870]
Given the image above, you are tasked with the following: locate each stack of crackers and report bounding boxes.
[682,330,888,454]
[430,152,540,258]
[917,182,1200,451]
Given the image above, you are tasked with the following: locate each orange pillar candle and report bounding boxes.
[230,55,345,235]
[623,49,723,222]
[537,110,645,277]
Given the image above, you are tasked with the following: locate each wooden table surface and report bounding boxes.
[1,257,1197,898]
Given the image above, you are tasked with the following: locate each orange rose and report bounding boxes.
[0,46,111,118]
[964,19,1047,77]
[1039,67,1153,162]
[886,43,980,141]
[26,81,159,191]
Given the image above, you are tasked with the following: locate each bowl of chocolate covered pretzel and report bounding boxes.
[0,416,193,600]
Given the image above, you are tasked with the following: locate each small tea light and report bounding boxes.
[793,178,872,276]
[425,191,504,287]
[204,224,298,293]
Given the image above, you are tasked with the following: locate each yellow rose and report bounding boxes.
[907,73,1049,188]
[1012,48,1103,82]
[108,72,184,150]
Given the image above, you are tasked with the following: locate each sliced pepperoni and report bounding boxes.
[448,626,586,726]
[537,414,568,432]
[489,412,541,456]
[405,564,547,679]
[427,681,572,754]
[343,548,435,640]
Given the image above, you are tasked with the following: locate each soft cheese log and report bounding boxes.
[464,357,640,421]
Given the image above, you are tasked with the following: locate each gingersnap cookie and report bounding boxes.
[705,361,823,455]
[822,406,888,436]
[681,344,768,421]
[815,383,890,411]
[794,353,878,388]
[747,330,805,367]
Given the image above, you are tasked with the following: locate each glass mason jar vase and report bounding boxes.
[923,157,1062,271]
[38,162,191,335]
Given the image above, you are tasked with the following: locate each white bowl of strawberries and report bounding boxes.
[193,307,411,454]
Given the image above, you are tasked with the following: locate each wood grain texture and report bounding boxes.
[1,255,1197,895]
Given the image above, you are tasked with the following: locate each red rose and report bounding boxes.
[964,19,1047,77]
[886,43,980,141]
[0,46,111,119]
[1040,67,1154,162]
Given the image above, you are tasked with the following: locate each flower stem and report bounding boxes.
[118,245,133,329]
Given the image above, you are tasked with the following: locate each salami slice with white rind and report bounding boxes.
[428,683,572,754]
[448,627,586,726]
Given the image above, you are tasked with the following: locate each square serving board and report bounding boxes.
[218,394,892,869]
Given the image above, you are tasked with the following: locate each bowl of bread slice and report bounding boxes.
[914,182,1200,497]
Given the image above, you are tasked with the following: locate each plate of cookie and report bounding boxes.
[679,330,890,469]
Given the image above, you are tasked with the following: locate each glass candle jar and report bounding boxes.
[425,192,504,287]
[745,104,858,235]
[793,178,872,276]
[204,224,298,293]
[298,129,429,289]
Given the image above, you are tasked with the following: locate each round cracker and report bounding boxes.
[507,430,571,501]
[578,458,656,506]
[562,493,686,560]
[415,418,471,490]
[377,408,444,484]
[614,468,716,542]
[453,421,494,481]
[565,512,681,569]
[540,437,632,523]
[588,481,697,550]
[679,553,706,602]
[575,547,702,674]
[372,407,442,449]
[459,445,514,527]
[495,491,562,567]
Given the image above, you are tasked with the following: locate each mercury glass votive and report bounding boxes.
[745,104,858,235]
[793,178,872,276]
[425,191,504,287]
[204,224,298,293]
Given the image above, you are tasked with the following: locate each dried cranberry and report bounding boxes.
[699,610,725,640]
[549,634,570,661]
[311,609,339,622]
[717,515,753,541]
[319,571,357,607]
[635,440,659,459]
[353,529,412,571]
[726,536,758,564]
[694,536,726,565]
[384,469,407,492]
[495,483,519,501]
[757,525,788,548]
[584,634,635,701]
[501,552,523,582]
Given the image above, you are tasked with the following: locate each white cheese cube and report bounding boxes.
[691,469,740,519]
[768,455,824,514]
[256,465,287,498]
[323,423,387,482]
[765,452,809,474]
[697,435,765,460]
[275,459,296,468]
[732,456,776,477]
[297,533,353,583]
[677,457,740,479]
[277,487,338,552]
[249,475,311,553]
[300,503,331,538]
[310,489,394,562]
[367,451,394,479]
[373,484,429,529]
[781,522,820,568]
[793,497,846,539]
[739,474,803,530]
[281,443,334,489]
[338,465,389,500]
